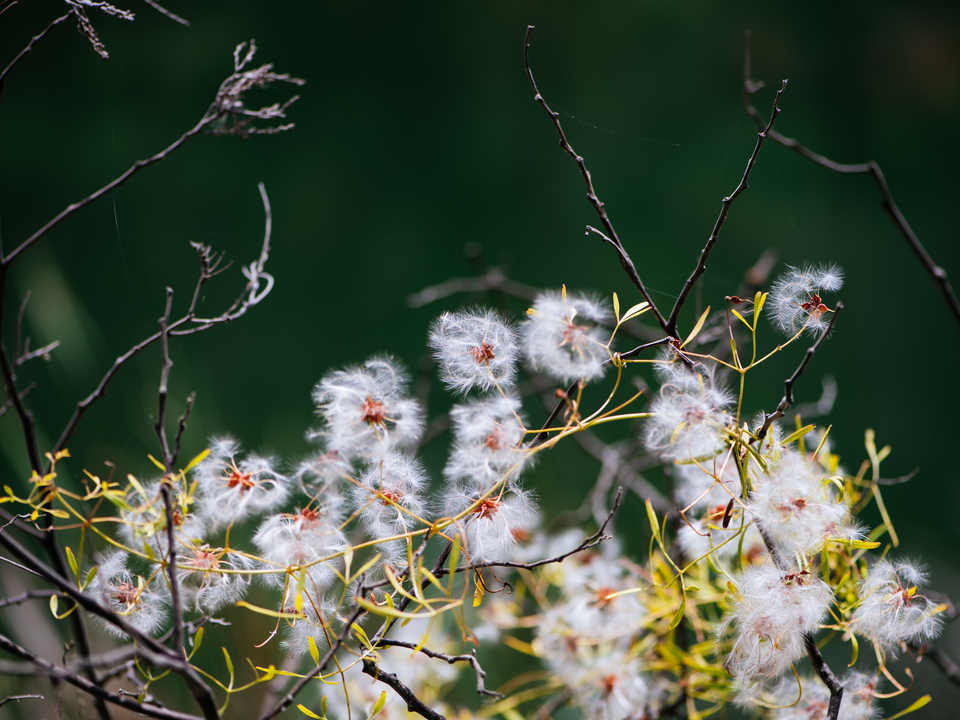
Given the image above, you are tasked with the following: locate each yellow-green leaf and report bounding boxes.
[298,704,323,719]
[682,307,711,348]
[886,696,931,720]
[621,301,650,323]
[730,308,752,331]
[321,695,327,718]
[189,626,204,660]
[447,534,461,595]
[49,594,59,617]
[754,291,767,319]
[781,424,816,446]
[236,600,304,619]
[370,691,387,719]
[848,631,859,667]
[352,623,373,650]
[222,647,234,678]
[668,593,686,630]
[183,448,210,473]
[147,454,166,472]
[645,499,662,550]
[612,291,620,321]
[84,566,98,588]
[66,546,79,582]
[308,636,320,665]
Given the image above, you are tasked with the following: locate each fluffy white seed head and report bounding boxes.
[523,289,610,383]
[851,557,943,656]
[674,455,744,512]
[177,546,254,612]
[352,452,429,541]
[254,506,346,593]
[118,479,206,559]
[748,451,856,556]
[313,356,423,461]
[719,560,831,683]
[644,360,733,462]
[86,550,169,638]
[429,308,520,394]
[767,264,843,336]
[443,483,537,562]
[445,393,533,489]
[767,672,879,720]
[193,437,289,530]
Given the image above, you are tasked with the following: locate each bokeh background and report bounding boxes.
[1,1,959,718]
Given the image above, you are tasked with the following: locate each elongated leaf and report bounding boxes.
[645,499,662,550]
[84,566,98,588]
[848,631,859,667]
[308,636,320,665]
[222,647,234,679]
[730,308,752,331]
[65,546,79,582]
[49,594,58,617]
[370,691,387,719]
[887,696,932,720]
[298,704,323,719]
[321,696,328,718]
[781,424,816,446]
[183,448,210,473]
[612,291,620,321]
[621,301,650,323]
[236,600,304,619]
[682,307,711,348]
[668,593,686,630]
[147,454,166,472]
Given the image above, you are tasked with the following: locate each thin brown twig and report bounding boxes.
[523,26,668,333]
[755,303,842,442]
[741,32,960,331]
[0,632,201,720]
[665,79,787,338]
[375,639,503,698]
[0,10,73,104]
[361,658,448,720]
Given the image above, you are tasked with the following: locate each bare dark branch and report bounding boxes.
[362,657,448,720]
[665,80,787,338]
[0,10,73,104]
[523,26,668,333]
[0,631,201,720]
[755,303,842,442]
[376,640,503,698]
[741,33,960,332]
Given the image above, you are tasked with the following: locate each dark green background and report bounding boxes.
[1,1,959,718]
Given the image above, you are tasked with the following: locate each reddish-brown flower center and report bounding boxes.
[471,341,496,363]
[361,396,387,425]
[595,586,617,608]
[190,548,221,571]
[381,489,403,505]
[225,468,255,493]
[474,497,501,521]
[112,582,139,606]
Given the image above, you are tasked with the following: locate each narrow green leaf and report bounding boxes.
[645,499,662,550]
[754,291,767,319]
[370,691,387,718]
[681,307,711,348]
[781,424,816,446]
[308,636,320,665]
[143,542,155,562]
[321,695,328,718]
[298,704,324,719]
[447,534,461,595]
[886,695,931,720]
[730,308,752,331]
[621,301,650,323]
[222,647,234,679]
[612,291,620,321]
[66,546,79,582]
[352,623,373,650]
[183,448,211,473]
[668,593,686,630]
[146,454,166,471]
[84,566,98,588]
[848,631,859,667]
[189,626,204,659]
